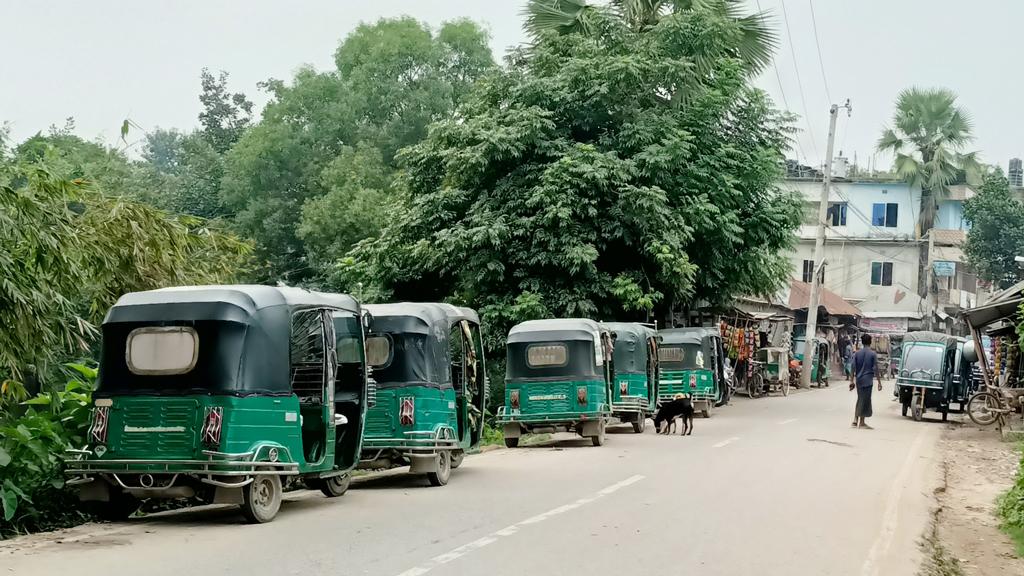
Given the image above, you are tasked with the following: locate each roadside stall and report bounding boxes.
[962,281,1024,430]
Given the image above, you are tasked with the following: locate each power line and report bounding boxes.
[806,0,832,104]
[755,0,807,163]
[779,0,820,160]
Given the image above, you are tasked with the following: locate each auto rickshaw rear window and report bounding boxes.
[526,344,568,367]
[365,335,393,368]
[126,326,199,375]
[659,344,703,368]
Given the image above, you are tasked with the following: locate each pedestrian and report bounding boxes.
[850,333,883,429]
[843,339,853,377]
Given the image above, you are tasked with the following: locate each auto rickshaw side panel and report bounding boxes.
[362,385,458,445]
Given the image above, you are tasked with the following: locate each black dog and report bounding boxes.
[653,397,694,435]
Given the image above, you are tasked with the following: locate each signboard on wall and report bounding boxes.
[933,261,956,277]
[859,317,908,334]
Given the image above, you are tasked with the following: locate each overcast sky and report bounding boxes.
[2,1,1020,172]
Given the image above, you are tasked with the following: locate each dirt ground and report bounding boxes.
[930,417,1023,575]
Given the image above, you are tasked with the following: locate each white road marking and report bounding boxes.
[860,429,927,576]
[778,418,798,425]
[712,437,740,448]
[394,474,646,576]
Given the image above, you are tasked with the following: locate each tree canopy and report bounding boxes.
[343,8,801,343]
[963,170,1024,290]
[221,17,495,283]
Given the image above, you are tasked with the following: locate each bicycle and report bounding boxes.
[966,384,1024,427]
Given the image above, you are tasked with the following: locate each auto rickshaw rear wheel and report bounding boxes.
[591,420,606,446]
[632,414,646,433]
[427,450,452,486]
[241,474,282,523]
[504,437,520,448]
[451,450,465,469]
[911,394,923,422]
[89,489,140,521]
[309,474,350,498]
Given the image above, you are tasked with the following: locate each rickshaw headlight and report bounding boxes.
[509,389,520,409]
[577,387,587,405]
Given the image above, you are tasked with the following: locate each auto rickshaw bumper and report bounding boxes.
[64,447,300,495]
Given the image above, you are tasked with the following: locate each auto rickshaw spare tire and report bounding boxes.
[90,489,141,521]
[451,450,465,469]
[966,392,1000,426]
[592,420,606,446]
[504,437,520,448]
[626,412,643,430]
[427,450,451,487]
[313,474,350,498]
[241,474,282,523]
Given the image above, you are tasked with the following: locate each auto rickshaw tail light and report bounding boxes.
[201,406,223,447]
[510,389,520,410]
[90,406,110,445]
[619,381,628,395]
[689,374,697,389]
[399,397,415,426]
[577,387,587,405]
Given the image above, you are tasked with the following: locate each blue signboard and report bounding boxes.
[933,261,956,277]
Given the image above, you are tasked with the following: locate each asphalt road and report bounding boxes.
[1,380,941,576]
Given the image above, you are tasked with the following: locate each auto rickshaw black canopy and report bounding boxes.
[506,319,605,381]
[902,331,959,347]
[659,327,715,347]
[363,302,480,389]
[603,322,657,375]
[98,285,360,397]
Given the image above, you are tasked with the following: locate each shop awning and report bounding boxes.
[963,297,1024,328]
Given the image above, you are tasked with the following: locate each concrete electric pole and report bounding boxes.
[801,99,852,389]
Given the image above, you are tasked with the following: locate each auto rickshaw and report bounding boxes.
[896,331,961,422]
[359,303,486,486]
[498,319,613,447]
[603,322,660,433]
[792,335,831,387]
[65,285,369,523]
[657,328,727,417]
[749,347,791,397]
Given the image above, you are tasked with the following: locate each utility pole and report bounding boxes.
[801,100,852,389]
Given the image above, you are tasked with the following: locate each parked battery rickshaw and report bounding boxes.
[791,335,831,387]
[498,319,612,447]
[896,331,962,422]
[65,285,369,523]
[359,303,486,486]
[749,347,791,397]
[604,322,660,433]
[657,328,727,417]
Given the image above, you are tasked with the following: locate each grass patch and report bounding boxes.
[997,442,1024,557]
[520,433,553,446]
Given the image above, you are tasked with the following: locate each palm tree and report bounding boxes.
[877,87,981,237]
[522,0,778,75]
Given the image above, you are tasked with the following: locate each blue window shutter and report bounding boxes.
[872,203,885,226]
[885,204,898,228]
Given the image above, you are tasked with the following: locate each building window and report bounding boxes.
[827,202,847,226]
[870,262,893,286]
[872,203,898,227]
[801,260,814,283]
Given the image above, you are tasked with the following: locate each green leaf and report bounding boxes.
[3,479,29,502]
[1,487,17,521]
[0,446,10,467]
[65,362,98,382]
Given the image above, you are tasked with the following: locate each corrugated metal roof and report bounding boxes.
[788,280,862,317]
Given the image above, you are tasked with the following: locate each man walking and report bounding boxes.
[850,333,883,429]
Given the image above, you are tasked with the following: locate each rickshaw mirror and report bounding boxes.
[365,335,392,367]
[361,310,374,330]
[962,341,978,363]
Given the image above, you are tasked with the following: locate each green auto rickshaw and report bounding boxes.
[896,331,962,422]
[498,319,613,447]
[603,322,659,433]
[792,335,831,387]
[65,285,370,523]
[359,303,486,486]
[657,328,727,417]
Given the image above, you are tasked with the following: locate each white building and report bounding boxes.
[784,176,979,333]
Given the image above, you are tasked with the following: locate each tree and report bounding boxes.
[343,8,801,345]
[963,170,1024,290]
[141,128,186,174]
[523,0,777,74]
[0,159,250,386]
[198,69,254,154]
[222,18,494,283]
[877,87,981,236]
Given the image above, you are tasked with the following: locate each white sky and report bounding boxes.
[1,1,1020,172]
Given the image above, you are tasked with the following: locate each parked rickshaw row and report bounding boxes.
[66,285,745,523]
